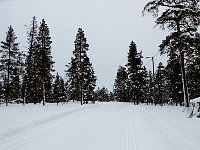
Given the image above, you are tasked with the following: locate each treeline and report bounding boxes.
[114,0,200,106]
[114,38,199,106]
[0,17,97,106]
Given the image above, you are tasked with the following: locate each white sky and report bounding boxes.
[0,0,168,90]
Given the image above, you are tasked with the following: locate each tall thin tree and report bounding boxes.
[0,26,22,105]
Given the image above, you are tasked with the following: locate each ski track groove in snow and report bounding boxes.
[124,110,137,150]
[1,103,200,150]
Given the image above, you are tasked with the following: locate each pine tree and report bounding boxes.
[23,16,38,104]
[35,19,54,105]
[143,0,200,107]
[126,41,143,104]
[66,28,96,105]
[114,66,129,102]
[0,26,23,105]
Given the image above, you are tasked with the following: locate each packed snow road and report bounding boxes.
[0,102,200,150]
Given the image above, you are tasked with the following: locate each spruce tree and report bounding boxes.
[53,73,65,105]
[66,57,79,102]
[126,41,143,104]
[0,26,23,105]
[66,28,96,105]
[165,50,183,105]
[82,56,97,104]
[146,71,154,104]
[154,62,165,105]
[23,16,38,104]
[95,87,109,102]
[140,66,148,103]
[114,66,129,102]
[35,19,54,105]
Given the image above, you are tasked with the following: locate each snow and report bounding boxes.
[190,97,200,117]
[190,97,200,104]
[0,102,200,150]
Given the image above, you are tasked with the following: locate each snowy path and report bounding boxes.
[0,102,200,150]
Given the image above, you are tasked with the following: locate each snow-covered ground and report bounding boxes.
[0,102,200,150]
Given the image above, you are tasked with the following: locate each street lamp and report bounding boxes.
[146,56,155,79]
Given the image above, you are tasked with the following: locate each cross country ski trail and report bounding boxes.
[0,102,200,150]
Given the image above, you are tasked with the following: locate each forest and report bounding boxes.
[0,0,199,107]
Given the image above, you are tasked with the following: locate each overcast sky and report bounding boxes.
[0,0,168,90]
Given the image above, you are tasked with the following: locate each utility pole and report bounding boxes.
[146,56,155,79]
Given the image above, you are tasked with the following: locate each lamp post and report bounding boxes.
[146,56,155,79]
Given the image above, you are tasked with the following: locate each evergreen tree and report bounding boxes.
[82,56,97,104]
[140,66,148,103]
[154,62,165,105]
[146,71,154,104]
[66,57,79,102]
[53,73,65,105]
[95,87,109,102]
[187,33,200,99]
[0,26,23,105]
[23,16,38,104]
[64,80,71,103]
[108,91,114,101]
[35,19,54,105]
[165,50,183,105]
[114,66,129,102]
[66,28,96,105]
[126,41,143,104]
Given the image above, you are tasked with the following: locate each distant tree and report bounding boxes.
[35,19,54,105]
[0,26,23,105]
[146,71,154,104]
[108,91,114,101]
[143,0,200,107]
[53,73,65,105]
[96,87,109,102]
[126,41,143,104]
[140,66,148,103]
[154,62,165,105]
[66,28,96,105]
[114,66,129,102]
[64,80,71,103]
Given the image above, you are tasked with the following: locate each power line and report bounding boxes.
[144,59,152,67]
[144,50,160,67]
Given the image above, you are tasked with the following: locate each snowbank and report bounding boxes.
[190,97,200,118]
